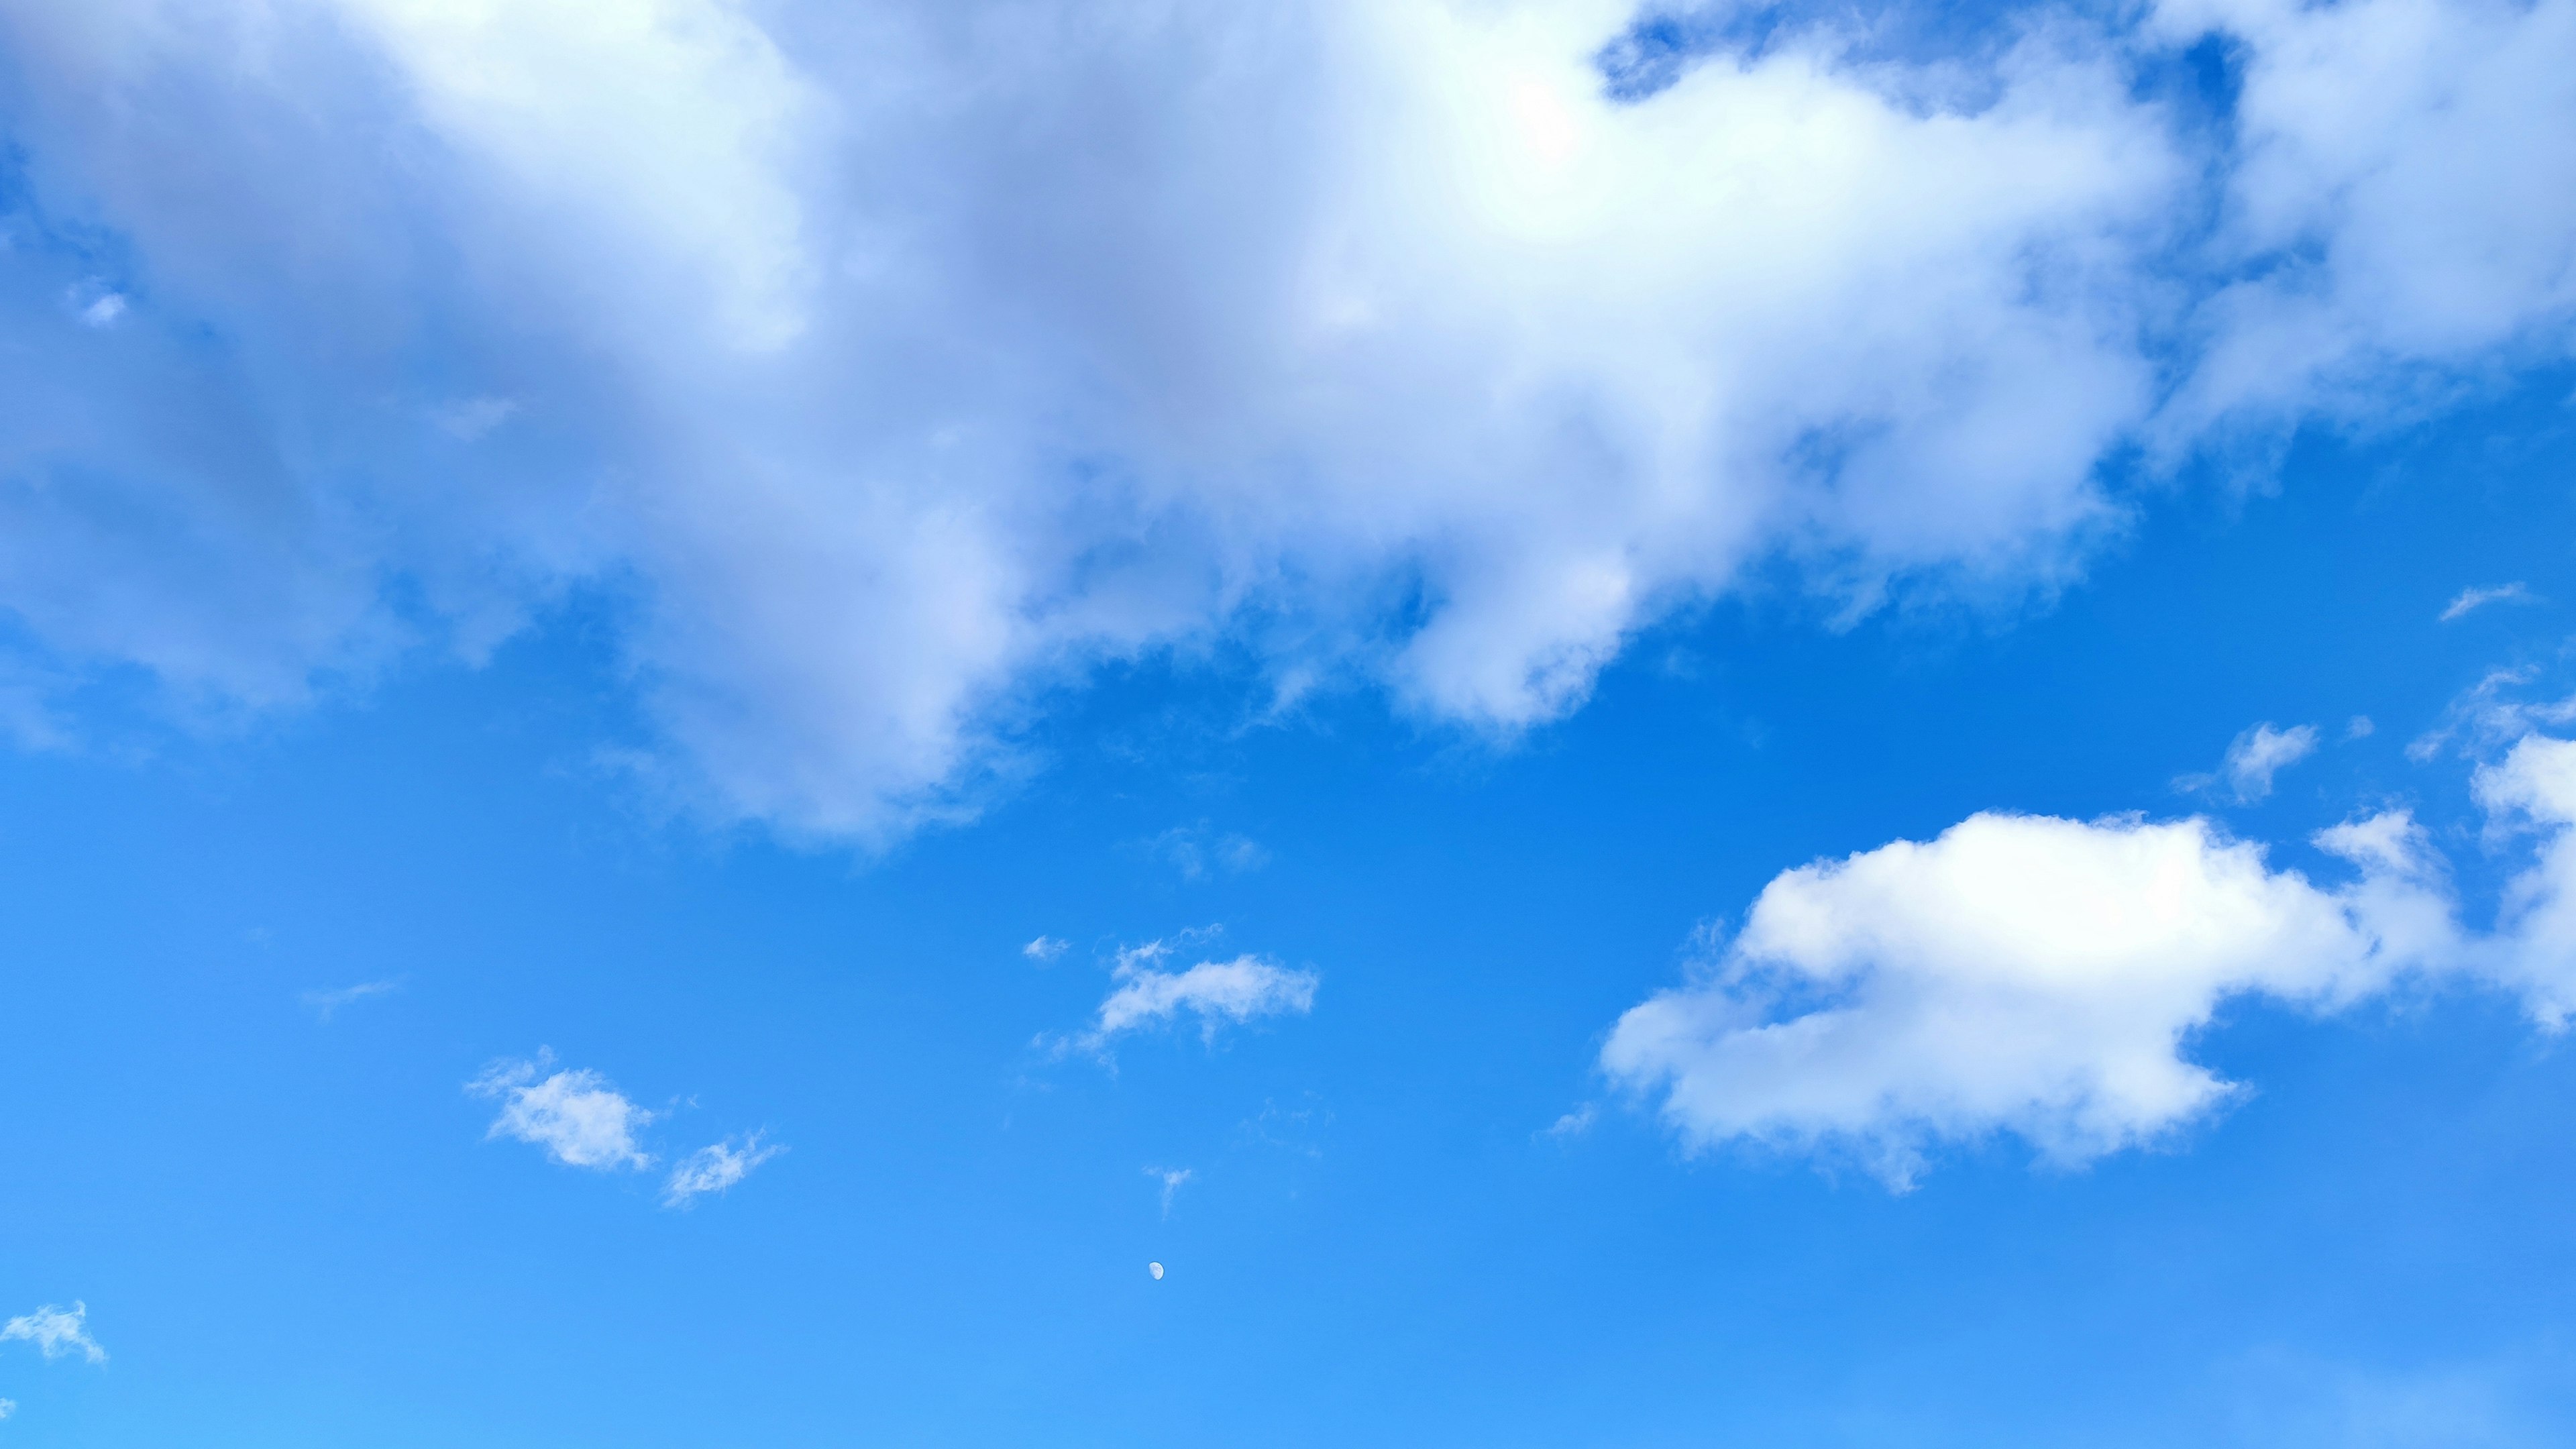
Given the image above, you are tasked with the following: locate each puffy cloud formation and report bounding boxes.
[2,1301,105,1364]
[0,0,2570,836]
[1067,940,1320,1054]
[1605,733,2576,1185]
[663,1132,784,1208]
[470,1057,657,1171]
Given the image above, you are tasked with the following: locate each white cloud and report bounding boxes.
[2408,669,2576,761]
[1607,729,2576,1186]
[3,1302,105,1364]
[663,1132,783,1208]
[1065,940,1319,1054]
[0,1397,14,1418]
[2440,583,2534,622]
[1603,807,2459,1186]
[2470,734,2576,1024]
[0,0,2567,838]
[469,1055,656,1171]
[301,978,399,1021]
[2222,722,2322,802]
[1022,935,1069,962]
[1146,1165,1193,1216]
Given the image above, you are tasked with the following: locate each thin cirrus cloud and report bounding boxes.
[663,1134,785,1209]
[470,1054,782,1206]
[2440,582,2536,622]
[2,1301,106,1364]
[301,979,400,1022]
[1603,729,2576,1188]
[2178,721,2322,802]
[0,0,2569,841]
[1057,939,1320,1057]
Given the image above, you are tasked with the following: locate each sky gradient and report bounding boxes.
[3,1,2576,1444]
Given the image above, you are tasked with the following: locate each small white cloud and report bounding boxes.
[1603,808,2454,1187]
[3,1302,106,1364]
[2440,583,2534,623]
[1543,1104,1598,1141]
[301,979,400,1021]
[1145,1165,1193,1217]
[469,1054,655,1171]
[2346,715,2375,741]
[0,1396,15,1418]
[2182,722,2320,802]
[662,1132,783,1208]
[431,395,520,441]
[77,292,126,327]
[1060,939,1318,1055]
[1022,936,1068,962]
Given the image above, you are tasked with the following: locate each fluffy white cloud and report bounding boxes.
[2,1302,105,1364]
[1606,729,2576,1185]
[0,0,2567,836]
[1068,941,1319,1053]
[663,1132,784,1208]
[2471,734,2576,1024]
[470,1057,656,1171]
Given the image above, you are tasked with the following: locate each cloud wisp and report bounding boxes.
[2440,583,2535,623]
[1606,730,2576,1187]
[0,0,2570,841]
[301,979,400,1022]
[1057,940,1320,1058]
[1146,1166,1194,1217]
[663,1133,784,1208]
[2,1302,106,1364]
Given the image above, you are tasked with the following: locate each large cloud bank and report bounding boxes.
[0,0,2571,835]
[1604,735,2576,1185]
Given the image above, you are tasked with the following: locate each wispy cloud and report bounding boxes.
[1145,1165,1193,1217]
[1022,936,1068,963]
[2180,722,2320,803]
[1146,826,1270,881]
[663,1133,784,1208]
[301,979,400,1022]
[1053,938,1319,1057]
[3,1302,105,1364]
[2440,582,2535,622]
[468,1054,656,1171]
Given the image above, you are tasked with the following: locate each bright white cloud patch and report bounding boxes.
[1068,941,1319,1053]
[470,1057,656,1171]
[663,1133,784,1208]
[2,1302,105,1364]
[2440,583,2534,622]
[0,0,2565,837]
[1607,731,2576,1185]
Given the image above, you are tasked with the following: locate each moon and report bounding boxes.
[1148,1261,1165,1280]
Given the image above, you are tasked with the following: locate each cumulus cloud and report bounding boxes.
[663,1132,784,1208]
[0,0,2568,837]
[1063,940,1319,1055]
[469,1055,656,1171]
[3,1301,105,1364]
[1606,728,2576,1185]
[2441,583,2534,622]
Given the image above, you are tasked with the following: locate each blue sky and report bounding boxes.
[4,0,2576,1444]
